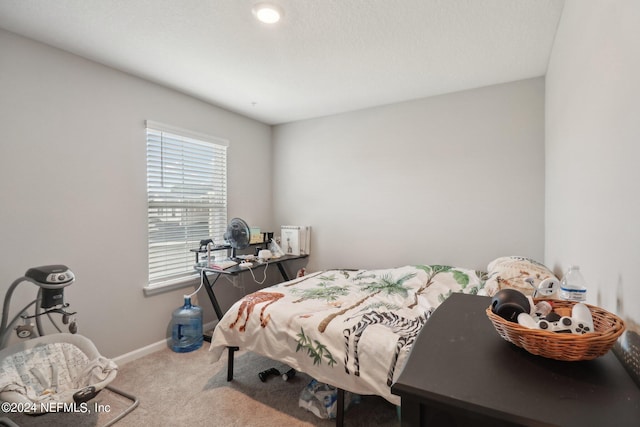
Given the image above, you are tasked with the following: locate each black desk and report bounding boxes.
[196,254,308,340]
[391,293,640,427]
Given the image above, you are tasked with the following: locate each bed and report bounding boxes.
[209,264,487,408]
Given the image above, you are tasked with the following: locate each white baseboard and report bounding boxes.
[112,338,169,366]
[113,320,218,366]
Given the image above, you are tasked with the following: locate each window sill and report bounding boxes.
[143,274,200,296]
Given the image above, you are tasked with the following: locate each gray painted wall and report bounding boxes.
[545,0,640,326]
[273,78,546,272]
[0,29,275,357]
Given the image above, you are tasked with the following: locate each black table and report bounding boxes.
[391,293,640,427]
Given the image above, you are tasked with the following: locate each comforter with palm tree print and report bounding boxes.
[209,264,486,405]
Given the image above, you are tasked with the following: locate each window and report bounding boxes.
[145,121,228,289]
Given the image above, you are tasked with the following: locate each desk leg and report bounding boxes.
[201,271,225,343]
[276,263,291,281]
[202,271,224,320]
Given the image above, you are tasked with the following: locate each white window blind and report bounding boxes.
[146,121,228,287]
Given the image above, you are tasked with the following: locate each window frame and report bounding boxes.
[144,120,228,295]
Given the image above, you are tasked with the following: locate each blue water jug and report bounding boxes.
[171,296,203,353]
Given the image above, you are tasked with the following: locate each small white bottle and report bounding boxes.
[560,265,587,302]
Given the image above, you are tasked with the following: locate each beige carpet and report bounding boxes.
[4,345,401,426]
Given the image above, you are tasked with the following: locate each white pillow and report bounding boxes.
[484,256,558,297]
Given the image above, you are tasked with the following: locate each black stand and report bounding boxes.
[227,346,238,382]
[336,388,345,427]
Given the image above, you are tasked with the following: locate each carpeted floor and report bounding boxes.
[3,345,401,426]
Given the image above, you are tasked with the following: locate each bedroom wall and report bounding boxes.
[272,78,546,273]
[0,29,274,358]
[545,1,640,324]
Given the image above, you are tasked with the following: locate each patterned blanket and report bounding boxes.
[210,264,486,405]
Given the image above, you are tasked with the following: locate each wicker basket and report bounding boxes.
[486,299,625,361]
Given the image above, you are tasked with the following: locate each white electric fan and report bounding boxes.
[224,217,251,258]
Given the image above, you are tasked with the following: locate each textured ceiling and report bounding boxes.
[0,0,565,125]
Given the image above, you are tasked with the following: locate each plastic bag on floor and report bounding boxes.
[298,379,360,419]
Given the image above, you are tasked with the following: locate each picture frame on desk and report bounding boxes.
[280,225,311,256]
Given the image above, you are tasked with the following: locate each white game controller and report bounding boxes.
[523,277,560,297]
[238,262,253,268]
[518,302,594,335]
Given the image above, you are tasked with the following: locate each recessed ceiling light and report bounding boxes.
[252,3,283,24]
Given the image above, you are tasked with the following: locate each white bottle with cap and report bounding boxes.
[560,265,587,302]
